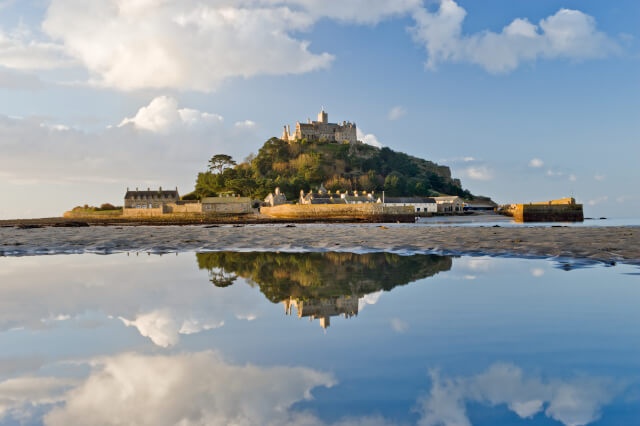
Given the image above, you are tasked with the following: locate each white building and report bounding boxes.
[377,197,437,213]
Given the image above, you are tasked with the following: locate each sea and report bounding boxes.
[0,244,639,425]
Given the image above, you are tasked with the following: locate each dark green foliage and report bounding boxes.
[196,252,453,303]
[195,138,478,200]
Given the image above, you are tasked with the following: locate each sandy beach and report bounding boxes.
[1,224,638,266]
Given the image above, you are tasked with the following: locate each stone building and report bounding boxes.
[124,187,179,209]
[282,107,357,143]
[299,184,376,205]
[283,295,359,329]
[433,196,464,213]
[263,187,287,207]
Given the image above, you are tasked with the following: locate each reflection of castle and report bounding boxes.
[197,251,454,330]
[283,295,359,329]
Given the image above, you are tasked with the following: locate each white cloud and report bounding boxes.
[119,309,224,348]
[410,0,619,73]
[390,318,408,333]
[358,290,382,312]
[588,196,608,206]
[530,268,545,277]
[18,0,419,92]
[569,174,577,182]
[356,128,383,148]
[44,351,336,426]
[0,376,77,423]
[0,27,72,71]
[118,96,223,133]
[594,174,606,181]
[546,169,564,178]
[0,245,266,345]
[0,97,258,219]
[0,67,44,89]
[387,105,407,120]
[463,165,493,181]
[529,158,544,168]
[416,363,618,426]
[235,120,256,128]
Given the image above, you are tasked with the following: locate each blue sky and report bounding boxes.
[0,0,638,218]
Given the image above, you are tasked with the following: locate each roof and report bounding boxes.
[309,198,347,205]
[125,189,179,199]
[202,197,252,204]
[342,196,376,202]
[382,197,435,204]
[433,196,463,202]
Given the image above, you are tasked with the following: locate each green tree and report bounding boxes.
[208,154,237,174]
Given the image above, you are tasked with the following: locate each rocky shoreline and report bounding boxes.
[1,224,638,267]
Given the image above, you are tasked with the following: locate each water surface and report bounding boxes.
[0,251,638,425]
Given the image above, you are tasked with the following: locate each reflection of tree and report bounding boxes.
[197,251,453,328]
[196,252,453,302]
[207,269,237,288]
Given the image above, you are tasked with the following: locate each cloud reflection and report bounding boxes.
[416,363,619,426]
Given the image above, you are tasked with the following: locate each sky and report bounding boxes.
[0,0,638,219]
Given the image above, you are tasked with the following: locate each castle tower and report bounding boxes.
[317,106,328,124]
[282,125,289,142]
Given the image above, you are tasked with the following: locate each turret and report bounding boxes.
[318,106,328,124]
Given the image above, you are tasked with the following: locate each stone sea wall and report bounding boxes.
[261,204,414,222]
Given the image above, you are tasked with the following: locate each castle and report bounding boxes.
[282,107,357,143]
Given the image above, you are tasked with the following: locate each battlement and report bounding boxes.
[282,107,357,143]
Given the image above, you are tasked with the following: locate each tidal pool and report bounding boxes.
[0,252,638,425]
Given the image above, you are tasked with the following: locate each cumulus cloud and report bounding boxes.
[0,26,72,70]
[0,376,77,423]
[390,318,408,333]
[416,363,618,426]
[356,128,383,148]
[358,290,383,312]
[44,351,336,426]
[529,158,544,168]
[118,96,223,133]
[0,96,258,218]
[588,196,608,206]
[410,0,619,73]
[462,165,493,181]
[388,105,407,120]
[0,254,266,345]
[119,309,224,348]
[0,0,417,91]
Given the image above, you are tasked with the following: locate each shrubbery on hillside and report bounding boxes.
[194,138,475,201]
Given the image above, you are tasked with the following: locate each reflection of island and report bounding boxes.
[197,252,453,328]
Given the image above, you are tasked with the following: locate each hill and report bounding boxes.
[192,137,484,201]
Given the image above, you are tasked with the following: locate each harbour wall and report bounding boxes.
[502,199,584,222]
[260,204,415,222]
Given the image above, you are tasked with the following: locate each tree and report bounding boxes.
[208,154,237,174]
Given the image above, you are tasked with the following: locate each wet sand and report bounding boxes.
[1,225,638,266]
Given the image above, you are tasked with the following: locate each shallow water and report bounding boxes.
[0,252,639,425]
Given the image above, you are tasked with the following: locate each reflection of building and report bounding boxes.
[283,295,359,329]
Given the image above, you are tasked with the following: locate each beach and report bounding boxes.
[1,224,638,266]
